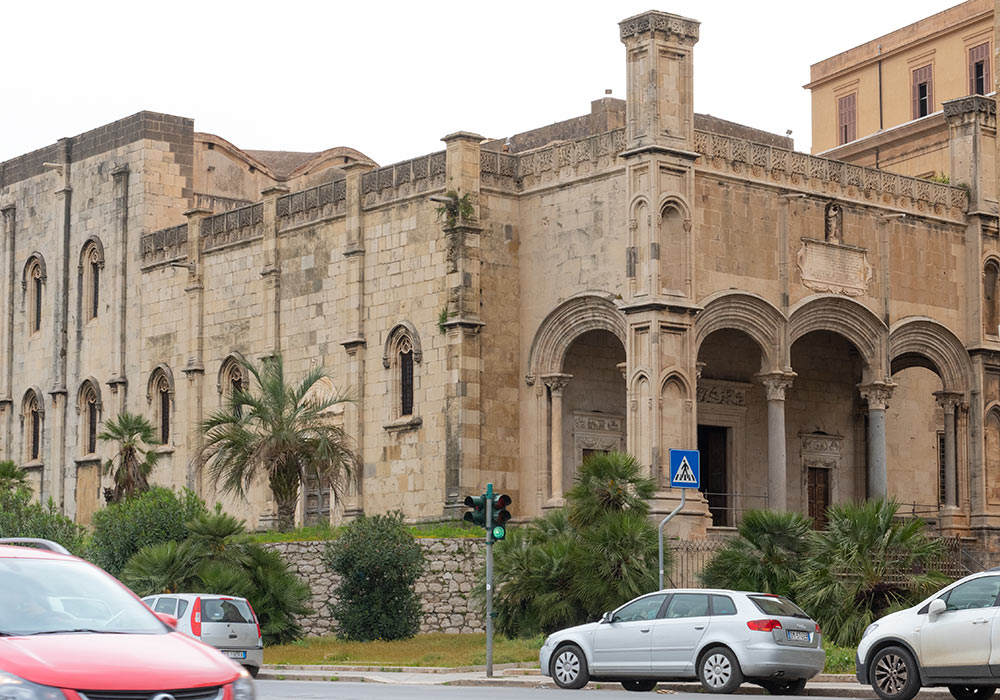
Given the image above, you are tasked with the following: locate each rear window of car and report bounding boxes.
[203,598,254,624]
[749,595,809,618]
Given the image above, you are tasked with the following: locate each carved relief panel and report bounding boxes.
[573,411,625,471]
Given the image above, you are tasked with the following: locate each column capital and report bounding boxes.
[859,381,897,410]
[756,371,797,401]
[933,390,964,411]
[542,373,572,396]
[616,362,628,380]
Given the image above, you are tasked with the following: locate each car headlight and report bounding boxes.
[862,623,879,639]
[0,672,65,700]
[231,671,255,700]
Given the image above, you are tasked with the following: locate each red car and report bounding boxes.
[0,538,254,700]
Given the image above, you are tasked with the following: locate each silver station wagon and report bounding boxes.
[539,588,825,693]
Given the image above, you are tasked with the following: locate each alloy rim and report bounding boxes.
[703,653,732,688]
[554,650,580,685]
[874,653,908,697]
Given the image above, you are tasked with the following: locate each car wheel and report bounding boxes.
[698,647,744,694]
[949,687,997,700]
[245,666,260,679]
[621,679,658,692]
[761,679,807,695]
[550,644,589,690]
[870,646,921,700]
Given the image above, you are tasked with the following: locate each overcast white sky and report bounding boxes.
[0,1,959,167]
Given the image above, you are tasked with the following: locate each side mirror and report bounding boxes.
[601,611,613,624]
[155,612,179,629]
[928,599,946,620]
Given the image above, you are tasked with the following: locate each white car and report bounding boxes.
[539,588,825,693]
[142,593,264,677]
[857,569,1000,700]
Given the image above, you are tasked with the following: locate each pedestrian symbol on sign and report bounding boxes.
[673,457,697,485]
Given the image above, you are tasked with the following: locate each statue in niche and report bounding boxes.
[824,201,843,244]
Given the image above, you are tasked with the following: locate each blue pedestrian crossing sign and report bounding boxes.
[669,449,700,489]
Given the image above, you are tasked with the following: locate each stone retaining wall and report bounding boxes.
[263,538,484,637]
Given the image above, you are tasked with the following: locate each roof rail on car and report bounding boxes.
[0,538,70,555]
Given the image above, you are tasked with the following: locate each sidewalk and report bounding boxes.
[257,665,951,696]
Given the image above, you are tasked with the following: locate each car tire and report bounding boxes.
[698,646,744,694]
[870,646,921,700]
[949,687,997,700]
[761,679,807,695]
[550,644,589,690]
[245,666,260,679]
[621,679,658,692]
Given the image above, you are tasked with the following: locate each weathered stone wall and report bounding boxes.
[263,538,484,638]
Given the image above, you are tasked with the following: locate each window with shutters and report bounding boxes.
[837,93,856,145]
[970,43,990,96]
[912,65,933,119]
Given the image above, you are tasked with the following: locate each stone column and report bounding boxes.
[0,205,14,457]
[543,373,572,504]
[51,138,73,512]
[107,166,130,414]
[339,161,372,519]
[758,372,795,511]
[859,382,896,500]
[182,208,211,495]
[935,391,963,508]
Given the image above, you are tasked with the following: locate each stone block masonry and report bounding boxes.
[264,538,484,638]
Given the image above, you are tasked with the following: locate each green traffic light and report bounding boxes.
[492,525,506,540]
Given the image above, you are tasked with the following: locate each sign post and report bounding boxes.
[660,449,701,590]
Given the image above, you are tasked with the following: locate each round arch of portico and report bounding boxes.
[889,317,971,396]
[788,294,887,377]
[695,290,785,371]
[526,292,627,383]
[656,194,691,221]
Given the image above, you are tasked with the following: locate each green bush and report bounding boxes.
[89,487,207,577]
[119,510,312,645]
[0,488,86,554]
[700,509,812,597]
[324,512,426,641]
[490,452,661,637]
[795,499,948,646]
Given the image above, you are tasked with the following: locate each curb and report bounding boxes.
[261,662,535,674]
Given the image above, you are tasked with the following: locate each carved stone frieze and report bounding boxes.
[942,95,996,118]
[618,12,699,43]
[696,379,750,407]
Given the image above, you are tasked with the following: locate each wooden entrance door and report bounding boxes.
[697,425,729,527]
[807,467,830,528]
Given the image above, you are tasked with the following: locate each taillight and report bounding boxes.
[191,596,202,637]
[247,601,262,640]
[747,619,783,632]
[815,623,822,634]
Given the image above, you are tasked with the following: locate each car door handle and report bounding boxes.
[973,619,989,624]
[694,625,705,630]
[640,628,650,633]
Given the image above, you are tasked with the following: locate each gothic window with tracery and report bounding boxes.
[148,366,174,444]
[23,390,41,462]
[985,260,999,336]
[219,356,247,417]
[80,382,100,454]
[383,322,422,421]
[82,242,103,321]
[25,258,44,334]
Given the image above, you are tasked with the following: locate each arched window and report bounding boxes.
[80,239,104,321]
[147,365,174,444]
[23,256,45,335]
[22,389,42,462]
[985,260,999,337]
[383,321,422,420]
[78,380,101,455]
[218,354,247,416]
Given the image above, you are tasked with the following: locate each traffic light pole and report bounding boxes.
[485,483,494,678]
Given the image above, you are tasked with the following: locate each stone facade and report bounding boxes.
[1,9,999,544]
[263,539,482,637]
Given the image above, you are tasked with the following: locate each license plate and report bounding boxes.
[224,651,247,659]
[787,630,810,642]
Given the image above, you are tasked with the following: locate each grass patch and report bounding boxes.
[264,633,544,667]
[251,521,483,543]
[823,645,856,674]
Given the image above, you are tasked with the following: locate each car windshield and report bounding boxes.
[749,595,810,618]
[0,557,166,636]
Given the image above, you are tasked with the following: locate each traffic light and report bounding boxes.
[490,494,511,541]
[463,494,487,528]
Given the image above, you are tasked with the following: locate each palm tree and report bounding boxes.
[565,451,656,527]
[199,354,357,532]
[0,460,29,494]
[795,498,949,646]
[98,412,163,503]
[700,509,812,597]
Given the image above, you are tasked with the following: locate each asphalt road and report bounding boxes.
[256,680,875,700]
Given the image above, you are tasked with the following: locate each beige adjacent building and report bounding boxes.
[2,9,998,546]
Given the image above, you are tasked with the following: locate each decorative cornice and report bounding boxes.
[619,11,699,43]
[943,95,995,119]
